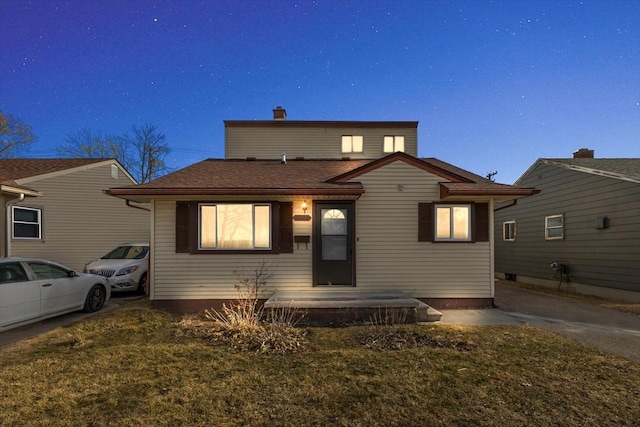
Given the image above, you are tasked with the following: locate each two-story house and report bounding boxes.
[107,107,538,316]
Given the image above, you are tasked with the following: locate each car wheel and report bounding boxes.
[84,285,106,313]
[136,273,147,295]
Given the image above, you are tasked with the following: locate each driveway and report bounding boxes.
[440,282,640,363]
[0,293,144,348]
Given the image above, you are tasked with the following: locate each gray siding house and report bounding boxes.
[494,149,640,299]
[1,158,150,271]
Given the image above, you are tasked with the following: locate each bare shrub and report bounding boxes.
[356,326,478,352]
[369,307,412,325]
[180,262,307,354]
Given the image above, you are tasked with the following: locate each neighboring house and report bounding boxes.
[0,158,150,271]
[494,149,640,300]
[107,107,538,312]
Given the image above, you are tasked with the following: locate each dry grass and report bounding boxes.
[1,300,639,426]
[499,280,640,315]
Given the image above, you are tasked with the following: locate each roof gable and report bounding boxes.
[517,158,640,184]
[0,158,138,184]
[328,152,475,183]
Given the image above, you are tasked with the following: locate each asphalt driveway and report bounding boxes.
[441,282,640,363]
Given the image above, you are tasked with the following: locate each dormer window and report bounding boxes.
[384,135,405,153]
[341,135,363,153]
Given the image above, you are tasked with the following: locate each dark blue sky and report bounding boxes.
[1,0,638,183]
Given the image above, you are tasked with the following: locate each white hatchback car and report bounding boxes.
[0,258,110,332]
[84,244,149,294]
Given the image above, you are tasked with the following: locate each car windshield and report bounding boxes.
[102,245,148,260]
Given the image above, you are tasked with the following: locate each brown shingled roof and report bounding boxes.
[0,158,107,181]
[107,153,538,202]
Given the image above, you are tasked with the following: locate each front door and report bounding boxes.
[313,202,355,286]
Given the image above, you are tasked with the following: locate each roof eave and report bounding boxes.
[439,185,540,202]
[0,184,43,197]
[106,187,365,202]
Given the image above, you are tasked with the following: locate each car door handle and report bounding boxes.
[42,283,53,287]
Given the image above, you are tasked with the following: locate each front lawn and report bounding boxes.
[1,301,638,426]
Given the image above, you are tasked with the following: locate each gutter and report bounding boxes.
[126,199,151,212]
[494,200,517,212]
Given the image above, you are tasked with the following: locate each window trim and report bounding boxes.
[545,214,564,240]
[383,135,405,153]
[182,201,292,255]
[503,220,516,241]
[341,135,363,153]
[418,202,488,243]
[12,206,42,240]
[197,203,272,251]
[434,204,472,242]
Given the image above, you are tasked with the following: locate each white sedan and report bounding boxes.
[0,258,111,332]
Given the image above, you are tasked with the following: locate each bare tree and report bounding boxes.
[127,124,171,183]
[57,129,133,172]
[58,123,170,183]
[0,111,37,158]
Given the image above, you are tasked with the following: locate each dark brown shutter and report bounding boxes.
[279,202,293,253]
[175,201,190,253]
[475,203,489,242]
[418,203,432,242]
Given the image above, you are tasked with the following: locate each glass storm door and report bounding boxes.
[313,202,354,286]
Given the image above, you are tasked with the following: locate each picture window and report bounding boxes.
[199,203,271,250]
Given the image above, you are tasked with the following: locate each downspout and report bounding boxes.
[489,198,496,305]
[4,193,25,257]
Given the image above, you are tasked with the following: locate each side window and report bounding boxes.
[383,135,405,153]
[0,263,29,283]
[545,214,564,240]
[503,221,516,241]
[12,206,42,239]
[341,135,363,153]
[27,262,69,280]
[435,205,471,241]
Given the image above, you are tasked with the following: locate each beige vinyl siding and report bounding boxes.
[151,161,493,301]
[9,164,149,271]
[151,200,313,300]
[353,161,492,298]
[225,125,418,160]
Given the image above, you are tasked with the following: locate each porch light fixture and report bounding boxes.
[302,201,308,213]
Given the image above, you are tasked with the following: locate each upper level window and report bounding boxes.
[199,203,271,250]
[503,221,516,241]
[341,135,363,153]
[545,214,564,240]
[12,206,42,239]
[383,135,405,153]
[435,205,471,241]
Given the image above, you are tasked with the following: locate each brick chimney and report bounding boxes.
[273,106,287,121]
[573,148,594,158]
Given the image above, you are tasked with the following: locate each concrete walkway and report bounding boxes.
[439,282,640,363]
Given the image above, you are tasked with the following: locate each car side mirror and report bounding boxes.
[68,270,78,278]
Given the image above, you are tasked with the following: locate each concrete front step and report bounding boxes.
[264,290,443,323]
